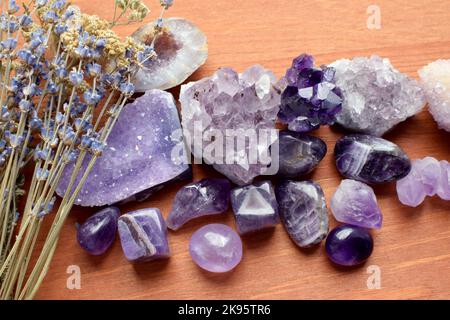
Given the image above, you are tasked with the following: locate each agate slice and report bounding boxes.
[132,18,208,92]
[57,90,191,207]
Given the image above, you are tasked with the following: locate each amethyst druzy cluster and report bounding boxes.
[278,54,343,132]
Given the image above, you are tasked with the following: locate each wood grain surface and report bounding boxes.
[34,0,450,299]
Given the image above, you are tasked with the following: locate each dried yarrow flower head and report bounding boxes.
[0,0,169,300]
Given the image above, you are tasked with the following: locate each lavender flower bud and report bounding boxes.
[160,0,174,9]
[8,0,20,14]
[69,70,84,86]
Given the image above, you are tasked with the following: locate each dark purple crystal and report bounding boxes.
[278,54,343,132]
[277,130,327,178]
[325,224,374,266]
[334,134,411,184]
[77,207,120,255]
[167,178,231,230]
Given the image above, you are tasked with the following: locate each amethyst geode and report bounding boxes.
[276,180,329,248]
[118,208,170,262]
[167,178,231,231]
[278,54,343,132]
[231,181,280,235]
[77,207,120,255]
[57,90,190,206]
[180,66,282,185]
[334,134,411,184]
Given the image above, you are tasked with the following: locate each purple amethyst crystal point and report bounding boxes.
[331,180,382,229]
[118,208,170,262]
[180,65,282,186]
[277,130,327,178]
[167,178,231,231]
[276,180,329,248]
[231,181,280,235]
[334,134,411,184]
[325,224,374,266]
[57,90,190,207]
[77,207,120,255]
[278,54,343,133]
[189,224,243,273]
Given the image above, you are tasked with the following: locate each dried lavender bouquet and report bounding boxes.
[0,0,173,299]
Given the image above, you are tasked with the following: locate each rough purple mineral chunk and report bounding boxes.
[325,224,374,266]
[278,54,343,132]
[167,178,231,231]
[57,90,190,207]
[277,130,327,178]
[118,208,170,262]
[396,157,448,207]
[334,134,411,184]
[180,66,283,185]
[276,180,329,248]
[189,224,243,273]
[231,181,280,235]
[77,207,120,255]
[331,179,382,229]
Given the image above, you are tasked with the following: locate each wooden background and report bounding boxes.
[34,0,450,299]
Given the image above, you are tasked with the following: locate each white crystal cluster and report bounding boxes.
[418,59,450,132]
[330,55,425,136]
[180,66,282,185]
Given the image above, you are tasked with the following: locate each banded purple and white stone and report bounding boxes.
[231,181,280,235]
[118,208,170,262]
[276,180,329,248]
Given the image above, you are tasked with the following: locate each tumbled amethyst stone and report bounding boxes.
[231,181,279,235]
[331,179,382,229]
[438,160,450,200]
[278,54,343,132]
[77,207,120,255]
[57,90,190,206]
[276,180,329,247]
[277,130,327,178]
[189,224,243,273]
[325,224,374,266]
[118,208,170,262]
[167,178,231,231]
[334,134,411,184]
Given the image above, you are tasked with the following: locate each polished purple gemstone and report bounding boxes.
[118,208,170,262]
[276,180,329,247]
[325,224,374,266]
[334,134,411,184]
[438,160,450,200]
[77,207,120,255]
[278,54,342,133]
[277,130,327,178]
[331,179,382,229]
[189,224,243,273]
[231,181,279,235]
[167,178,231,231]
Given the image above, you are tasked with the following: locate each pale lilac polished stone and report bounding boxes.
[57,90,190,207]
[231,181,280,235]
[118,208,170,262]
[276,180,329,247]
[189,224,243,273]
[167,178,231,231]
[331,179,382,229]
[77,207,120,255]
[396,165,426,207]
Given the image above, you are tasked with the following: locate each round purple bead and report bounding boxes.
[325,225,373,266]
[189,224,243,273]
[77,207,120,255]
